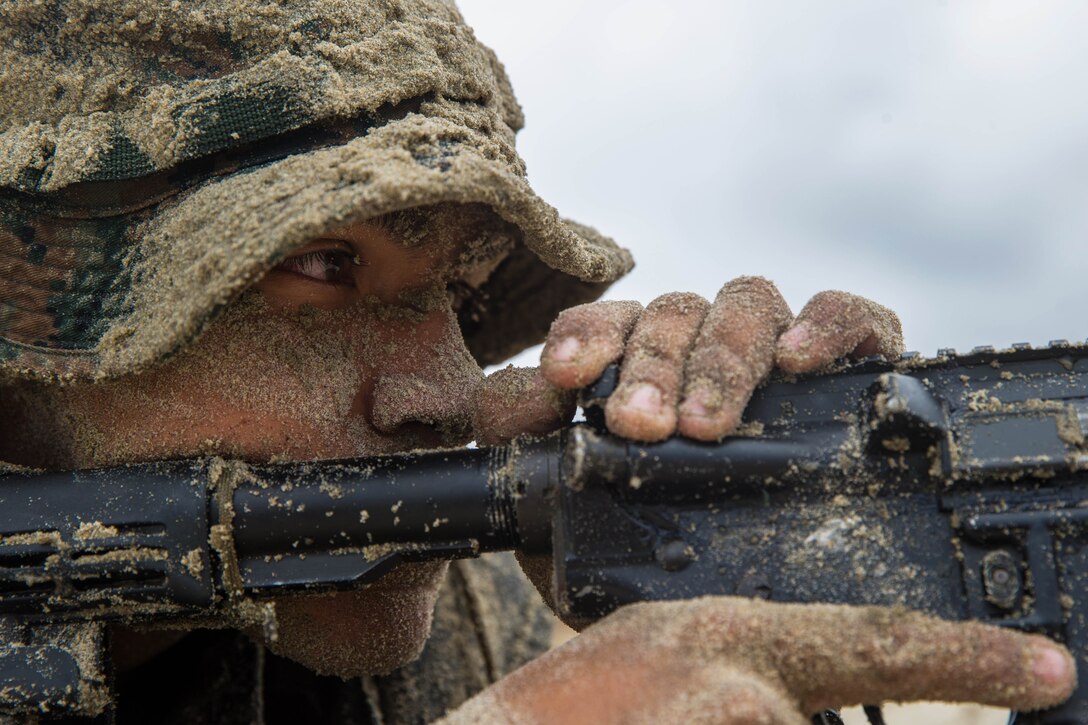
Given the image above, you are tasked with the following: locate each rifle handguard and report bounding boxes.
[3,342,1088,724]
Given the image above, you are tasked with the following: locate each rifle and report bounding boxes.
[2,342,1088,724]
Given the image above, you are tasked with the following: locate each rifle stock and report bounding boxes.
[2,343,1088,723]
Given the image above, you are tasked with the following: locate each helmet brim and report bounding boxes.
[0,103,632,380]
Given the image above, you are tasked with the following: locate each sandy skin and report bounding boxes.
[0,208,1070,720]
[538,276,903,443]
[440,597,1074,725]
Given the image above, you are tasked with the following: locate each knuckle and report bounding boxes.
[646,291,710,316]
[606,600,686,634]
[685,344,758,390]
[808,289,856,305]
[803,290,867,320]
[549,303,598,335]
[625,320,705,365]
[625,335,686,367]
[705,299,791,343]
[724,274,775,294]
[720,276,786,305]
[551,300,643,338]
[669,599,748,650]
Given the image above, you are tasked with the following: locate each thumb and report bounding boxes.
[471,366,576,446]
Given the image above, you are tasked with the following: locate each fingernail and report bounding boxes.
[624,384,663,415]
[550,336,582,363]
[1032,644,1071,686]
[679,388,717,418]
[778,323,811,351]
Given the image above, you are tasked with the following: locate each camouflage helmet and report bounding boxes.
[0,0,633,381]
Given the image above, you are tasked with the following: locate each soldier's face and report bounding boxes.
[35,210,489,467]
[1,206,503,676]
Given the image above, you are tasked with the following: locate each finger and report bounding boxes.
[788,606,1074,714]
[677,277,792,441]
[468,622,803,725]
[776,291,903,374]
[472,366,576,446]
[604,292,710,442]
[647,598,1075,715]
[541,300,643,389]
[675,665,806,725]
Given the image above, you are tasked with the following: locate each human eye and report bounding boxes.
[276,248,360,286]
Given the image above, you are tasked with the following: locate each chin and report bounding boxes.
[266,561,449,678]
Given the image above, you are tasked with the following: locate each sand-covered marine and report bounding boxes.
[0,0,633,381]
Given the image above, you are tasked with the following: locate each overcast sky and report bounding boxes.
[458,1,1088,364]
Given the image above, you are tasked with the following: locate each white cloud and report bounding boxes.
[459,0,1088,356]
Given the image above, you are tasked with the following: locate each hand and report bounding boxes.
[440,597,1075,725]
[471,277,903,445]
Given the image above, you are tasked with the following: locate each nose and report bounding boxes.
[364,307,484,446]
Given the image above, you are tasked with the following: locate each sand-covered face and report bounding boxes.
[4,204,509,466]
[38,284,485,465]
[0,203,513,675]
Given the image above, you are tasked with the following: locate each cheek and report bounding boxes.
[191,308,363,425]
[52,293,482,467]
[59,299,372,466]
